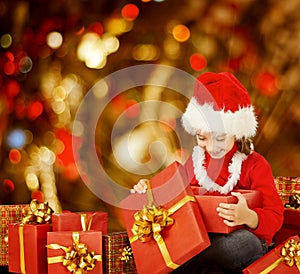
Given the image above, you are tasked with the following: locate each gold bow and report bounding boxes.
[260,238,300,273]
[22,199,53,224]
[131,203,174,243]
[280,238,300,270]
[129,181,195,270]
[47,232,102,274]
[120,246,133,263]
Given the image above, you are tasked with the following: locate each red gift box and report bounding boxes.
[8,223,50,274]
[121,161,210,274]
[243,235,300,273]
[47,230,102,274]
[192,186,262,233]
[0,204,27,266]
[274,208,300,246]
[52,211,108,234]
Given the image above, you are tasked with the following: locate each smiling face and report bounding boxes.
[196,130,236,159]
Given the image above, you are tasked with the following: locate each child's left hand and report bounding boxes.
[216,192,259,229]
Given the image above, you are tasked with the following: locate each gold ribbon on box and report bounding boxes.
[47,231,102,274]
[129,181,196,270]
[17,200,54,273]
[260,238,300,274]
[79,213,96,231]
[22,199,54,224]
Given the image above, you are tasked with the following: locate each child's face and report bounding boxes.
[196,131,235,159]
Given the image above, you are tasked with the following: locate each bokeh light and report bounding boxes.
[46,31,63,49]
[9,148,22,164]
[121,4,139,21]
[0,33,12,48]
[172,24,190,42]
[6,128,27,149]
[190,53,207,71]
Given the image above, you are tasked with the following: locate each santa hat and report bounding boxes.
[181,72,257,139]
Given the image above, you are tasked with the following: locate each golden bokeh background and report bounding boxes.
[1,0,300,231]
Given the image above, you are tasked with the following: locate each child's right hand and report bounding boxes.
[130,179,149,194]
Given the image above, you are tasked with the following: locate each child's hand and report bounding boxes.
[216,192,259,229]
[130,179,149,194]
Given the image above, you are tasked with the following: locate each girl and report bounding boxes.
[131,72,284,273]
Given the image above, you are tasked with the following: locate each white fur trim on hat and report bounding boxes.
[181,97,257,139]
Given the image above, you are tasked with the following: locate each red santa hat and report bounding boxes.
[181,72,257,139]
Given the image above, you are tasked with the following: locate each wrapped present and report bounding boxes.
[8,223,50,274]
[0,204,27,266]
[274,208,300,246]
[121,161,210,274]
[47,230,102,274]
[103,231,137,274]
[52,211,108,234]
[275,176,300,205]
[192,186,262,233]
[8,199,53,273]
[243,235,300,273]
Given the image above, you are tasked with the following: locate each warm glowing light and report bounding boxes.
[26,173,39,191]
[9,149,21,164]
[89,22,104,36]
[163,38,180,59]
[4,61,15,75]
[106,17,133,35]
[3,179,15,193]
[190,53,207,71]
[172,24,190,42]
[1,33,12,48]
[102,33,119,54]
[46,31,63,49]
[27,101,44,120]
[77,32,107,69]
[6,79,20,97]
[121,4,139,21]
[132,44,160,61]
[254,71,279,97]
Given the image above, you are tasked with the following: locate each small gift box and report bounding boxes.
[192,186,262,233]
[0,204,27,266]
[52,211,108,234]
[243,235,300,273]
[274,208,300,246]
[47,231,102,274]
[8,199,53,274]
[103,231,137,274]
[275,176,300,205]
[121,161,210,274]
[8,223,50,274]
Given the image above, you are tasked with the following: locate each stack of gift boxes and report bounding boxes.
[1,163,300,273]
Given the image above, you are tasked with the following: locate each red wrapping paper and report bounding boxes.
[192,186,262,233]
[52,211,108,234]
[243,235,300,273]
[0,204,27,266]
[121,161,210,274]
[47,230,103,274]
[8,223,50,274]
[274,208,300,246]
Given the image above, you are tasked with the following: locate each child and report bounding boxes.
[131,72,284,273]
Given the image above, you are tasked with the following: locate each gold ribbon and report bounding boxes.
[46,232,102,273]
[18,224,26,274]
[129,181,196,270]
[79,213,95,231]
[260,238,300,273]
[22,199,54,224]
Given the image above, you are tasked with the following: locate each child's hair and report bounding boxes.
[236,137,253,155]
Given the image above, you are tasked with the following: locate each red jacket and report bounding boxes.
[185,149,284,245]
